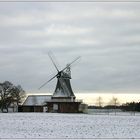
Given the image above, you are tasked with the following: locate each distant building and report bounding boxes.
[18,95,52,112]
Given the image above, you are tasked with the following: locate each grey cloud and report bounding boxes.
[0,3,140,93]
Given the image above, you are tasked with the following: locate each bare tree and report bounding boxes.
[96,96,103,108]
[0,81,25,113]
[109,96,119,115]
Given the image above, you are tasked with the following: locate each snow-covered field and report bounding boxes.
[0,113,140,139]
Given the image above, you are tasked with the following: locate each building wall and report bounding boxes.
[18,102,82,113]
[47,102,81,113]
[18,106,43,112]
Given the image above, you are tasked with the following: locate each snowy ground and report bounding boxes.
[0,113,140,139]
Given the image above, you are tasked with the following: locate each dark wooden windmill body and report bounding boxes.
[52,66,75,101]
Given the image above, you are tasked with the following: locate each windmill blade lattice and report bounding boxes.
[61,56,81,73]
[48,52,59,72]
[38,73,58,90]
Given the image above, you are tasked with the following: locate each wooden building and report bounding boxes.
[18,95,52,112]
[18,95,84,113]
[45,98,82,113]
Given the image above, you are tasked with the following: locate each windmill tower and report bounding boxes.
[52,64,75,101]
[39,53,82,113]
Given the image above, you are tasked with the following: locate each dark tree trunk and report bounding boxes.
[1,105,8,113]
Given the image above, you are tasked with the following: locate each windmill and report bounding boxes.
[18,54,84,113]
[39,52,80,102]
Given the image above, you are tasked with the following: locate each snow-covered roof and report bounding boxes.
[23,95,52,106]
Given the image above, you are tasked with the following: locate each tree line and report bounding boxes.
[0,81,25,113]
[89,102,140,112]
[88,96,140,112]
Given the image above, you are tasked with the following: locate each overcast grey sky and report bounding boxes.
[0,2,140,93]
